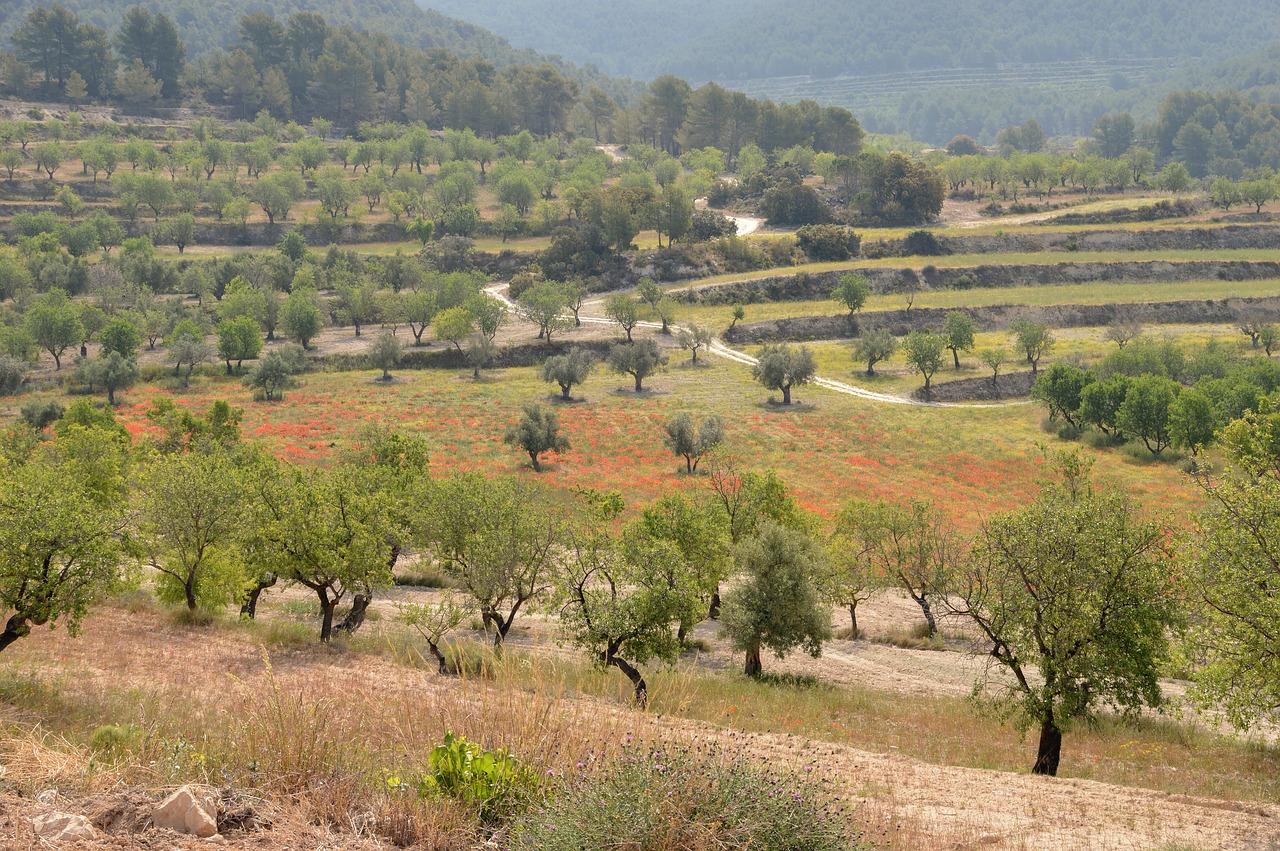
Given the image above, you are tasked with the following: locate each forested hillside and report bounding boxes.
[419,0,1280,81]
[0,0,637,102]
[420,0,1280,142]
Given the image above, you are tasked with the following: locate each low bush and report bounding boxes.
[509,741,858,851]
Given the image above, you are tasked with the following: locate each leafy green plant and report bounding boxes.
[393,732,535,822]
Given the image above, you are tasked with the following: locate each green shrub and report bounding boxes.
[89,724,143,757]
[392,732,535,823]
[510,742,857,851]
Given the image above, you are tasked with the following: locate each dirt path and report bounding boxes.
[487,283,1026,409]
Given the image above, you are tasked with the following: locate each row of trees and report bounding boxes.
[1032,334,1280,457]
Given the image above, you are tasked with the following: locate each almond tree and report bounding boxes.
[417,473,561,648]
[252,461,398,642]
[556,491,701,705]
[0,450,129,653]
[950,454,1178,776]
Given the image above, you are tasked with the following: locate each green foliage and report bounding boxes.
[607,338,667,392]
[831,273,871,317]
[1031,363,1094,428]
[1190,410,1280,727]
[751,342,815,405]
[281,288,323,349]
[662,413,724,473]
[796,225,860,262]
[853,329,897,377]
[722,521,831,677]
[1116,374,1179,456]
[504,402,569,471]
[902,329,945,398]
[0,448,129,652]
[541,347,595,400]
[137,450,247,612]
[954,455,1180,775]
[399,732,534,823]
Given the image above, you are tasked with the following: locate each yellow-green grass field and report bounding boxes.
[672,278,1280,331]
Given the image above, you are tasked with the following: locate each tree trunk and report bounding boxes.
[708,589,721,619]
[781,385,792,404]
[634,374,643,392]
[848,603,859,637]
[744,645,762,677]
[918,594,937,637]
[952,348,961,369]
[0,613,30,653]
[334,594,370,635]
[240,575,277,620]
[318,591,336,643]
[529,451,542,471]
[1032,715,1063,776]
[184,579,197,611]
[605,652,648,707]
[424,639,451,674]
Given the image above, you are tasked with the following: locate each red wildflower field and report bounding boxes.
[112,357,1202,527]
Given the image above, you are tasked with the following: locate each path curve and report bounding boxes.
[485,284,1029,409]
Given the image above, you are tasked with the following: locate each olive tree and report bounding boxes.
[368,332,402,380]
[662,412,724,473]
[542,347,595,400]
[751,342,816,404]
[504,402,570,471]
[854,329,897,376]
[721,521,832,677]
[949,454,1178,775]
[902,330,946,400]
[608,338,667,392]
[676,323,713,363]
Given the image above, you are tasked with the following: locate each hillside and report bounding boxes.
[0,0,639,103]
[418,0,1280,81]
[418,0,1280,141]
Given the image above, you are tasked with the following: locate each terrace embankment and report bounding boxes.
[725,295,1280,344]
[680,259,1280,305]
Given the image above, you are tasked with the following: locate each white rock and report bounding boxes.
[153,785,219,838]
[32,811,97,842]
